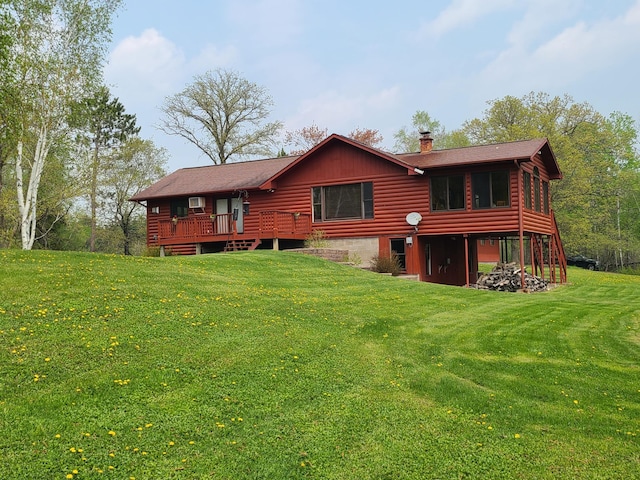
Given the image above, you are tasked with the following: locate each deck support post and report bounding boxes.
[273,238,279,251]
[464,234,470,287]
[160,246,166,257]
[195,243,202,255]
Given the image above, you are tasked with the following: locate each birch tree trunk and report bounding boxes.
[15,124,50,249]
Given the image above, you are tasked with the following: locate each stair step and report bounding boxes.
[224,239,261,252]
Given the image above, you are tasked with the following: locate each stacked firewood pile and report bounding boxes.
[476,263,549,292]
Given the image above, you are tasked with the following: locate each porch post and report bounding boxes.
[529,235,535,276]
[517,167,526,289]
[273,238,279,251]
[464,234,470,287]
[195,243,202,255]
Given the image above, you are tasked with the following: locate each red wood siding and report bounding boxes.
[415,167,522,236]
[269,142,427,238]
[165,244,197,255]
[477,239,500,262]
[521,153,554,234]
[146,149,558,246]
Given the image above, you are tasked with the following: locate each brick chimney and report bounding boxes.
[419,131,433,154]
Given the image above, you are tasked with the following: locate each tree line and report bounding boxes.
[1,0,167,254]
[2,1,638,267]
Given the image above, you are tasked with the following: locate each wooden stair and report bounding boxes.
[224,239,261,252]
[531,212,566,284]
[550,211,567,283]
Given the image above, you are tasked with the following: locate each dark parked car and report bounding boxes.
[567,255,600,270]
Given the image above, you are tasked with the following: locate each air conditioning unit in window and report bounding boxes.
[188,196,205,209]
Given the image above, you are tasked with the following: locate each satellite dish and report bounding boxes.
[405,212,422,226]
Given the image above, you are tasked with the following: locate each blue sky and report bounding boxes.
[104,0,640,172]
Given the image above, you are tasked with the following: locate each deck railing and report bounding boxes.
[158,214,234,242]
[259,211,311,237]
[158,211,311,243]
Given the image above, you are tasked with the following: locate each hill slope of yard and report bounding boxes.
[1,249,639,479]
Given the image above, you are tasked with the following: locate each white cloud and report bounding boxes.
[417,0,516,38]
[285,86,401,135]
[105,28,186,98]
[473,1,640,98]
[505,0,580,48]
[188,44,238,73]
[532,3,640,70]
[226,0,304,47]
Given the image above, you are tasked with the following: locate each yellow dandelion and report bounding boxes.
[168,441,175,446]
[108,430,116,436]
[66,475,73,479]
[514,433,521,439]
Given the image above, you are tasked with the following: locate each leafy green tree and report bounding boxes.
[5,0,122,249]
[159,68,282,164]
[0,2,17,245]
[393,110,470,152]
[393,110,444,153]
[103,138,167,255]
[461,92,640,267]
[72,86,140,251]
[32,143,77,249]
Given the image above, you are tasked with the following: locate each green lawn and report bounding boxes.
[1,249,638,479]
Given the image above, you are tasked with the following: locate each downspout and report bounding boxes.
[516,160,526,290]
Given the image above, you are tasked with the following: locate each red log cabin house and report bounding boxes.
[130,133,567,287]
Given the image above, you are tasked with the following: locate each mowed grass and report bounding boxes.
[0,249,638,479]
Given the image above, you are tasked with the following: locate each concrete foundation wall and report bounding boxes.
[325,237,379,267]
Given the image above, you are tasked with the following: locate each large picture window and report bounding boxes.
[312,182,373,222]
[472,171,510,209]
[430,175,465,211]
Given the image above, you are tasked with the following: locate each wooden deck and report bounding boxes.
[157,211,312,246]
